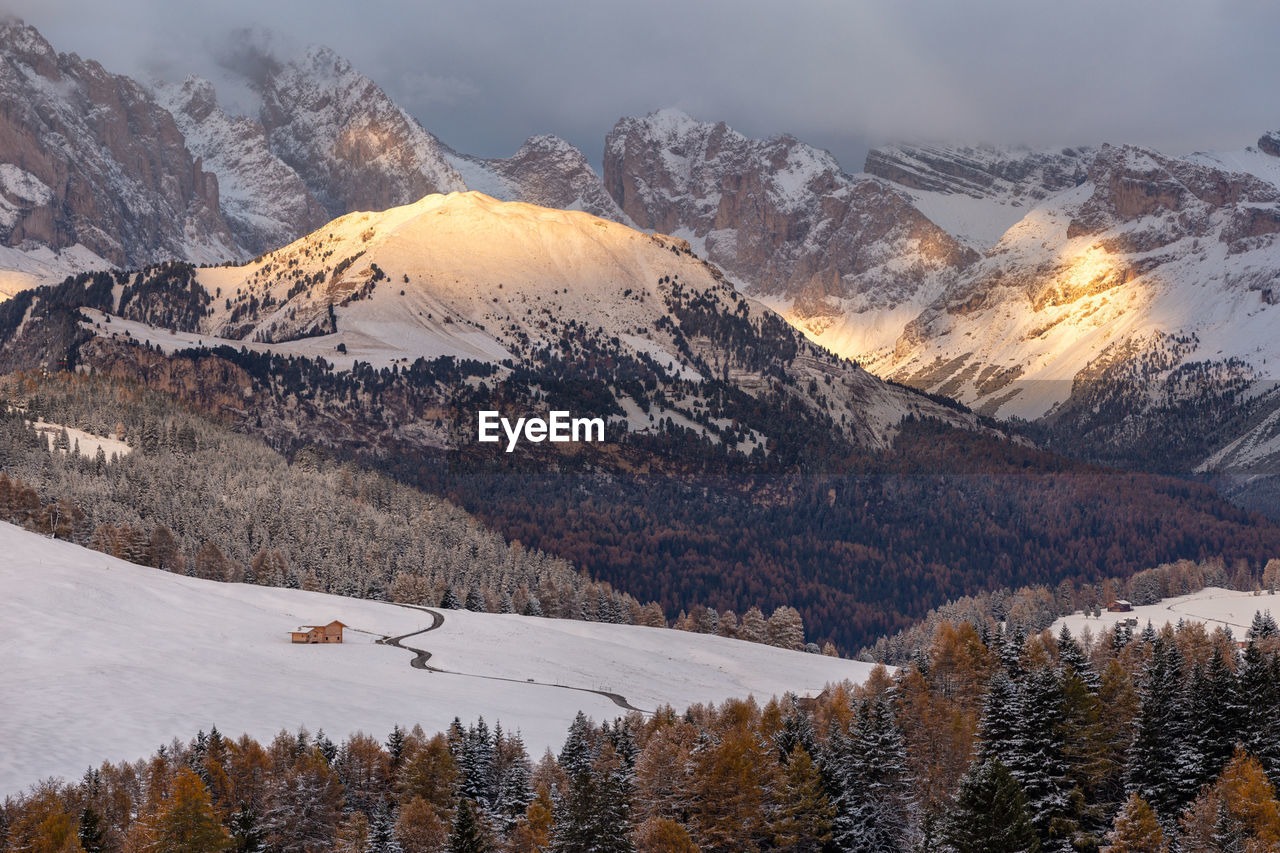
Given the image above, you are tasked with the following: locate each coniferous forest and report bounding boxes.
[5,613,1280,852]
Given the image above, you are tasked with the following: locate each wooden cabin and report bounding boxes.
[290,620,347,644]
[1107,600,1133,613]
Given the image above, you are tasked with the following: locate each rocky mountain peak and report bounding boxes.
[602,109,976,361]
[0,22,237,267]
[1069,143,1280,246]
[865,142,1092,200]
[257,44,466,218]
[154,76,329,256]
[0,18,56,69]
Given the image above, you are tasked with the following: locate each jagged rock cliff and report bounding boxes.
[0,21,237,267]
[154,76,330,256]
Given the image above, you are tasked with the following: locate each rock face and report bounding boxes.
[603,109,976,356]
[1260,131,1280,158]
[257,46,467,218]
[446,135,630,224]
[1068,144,1280,247]
[864,142,1091,200]
[155,77,330,256]
[0,21,237,267]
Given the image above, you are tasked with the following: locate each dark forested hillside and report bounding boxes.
[417,420,1280,651]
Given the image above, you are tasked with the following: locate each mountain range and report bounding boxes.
[4,18,1280,650]
[4,18,1278,517]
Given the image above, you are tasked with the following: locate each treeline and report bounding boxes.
[862,555,1280,664]
[0,373,813,651]
[6,614,1280,851]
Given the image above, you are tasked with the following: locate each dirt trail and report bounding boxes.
[377,604,648,714]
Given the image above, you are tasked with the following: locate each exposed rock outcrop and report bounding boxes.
[603,109,976,311]
[155,76,330,256]
[0,20,237,266]
[256,46,467,218]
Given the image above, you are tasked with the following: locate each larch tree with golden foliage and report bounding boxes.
[1179,749,1280,851]
[139,767,231,853]
[1102,793,1167,853]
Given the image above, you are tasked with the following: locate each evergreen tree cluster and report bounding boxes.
[5,613,1280,852]
[0,375,655,626]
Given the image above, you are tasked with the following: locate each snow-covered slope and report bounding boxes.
[870,143,1280,423]
[78,191,979,450]
[0,520,875,795]
[1053,586,1279,639]
[0,243,111,299]
[864,142,1093,251]
[154,77,330,256]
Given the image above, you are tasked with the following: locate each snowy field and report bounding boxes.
[1052,586,1280,639]
[29,419,131,460]
[0,521,874,795]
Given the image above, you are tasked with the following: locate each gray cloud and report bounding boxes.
[4,0,1278,173]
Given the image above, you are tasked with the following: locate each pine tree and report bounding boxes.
[450,799,487,853]
[387,726,407,768]
[978,670,1024,762]
[77,806,107,853]
[551,714,635,853]
[1012,666,1077,851]
[460,719,497,811]
[1057,626,1100,693]
[441,587,461,609]
[833,695,914,852]
[1127,639,1193,823]
[773,694,818,764]
[314,730,337,766]
[1237,637,1280,789]
[943,759,1039,853]
[367,802,403,853]
[228,805,263,853]
[1186,655,1238,792]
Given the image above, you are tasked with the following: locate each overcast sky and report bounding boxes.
[5,0,1278,172]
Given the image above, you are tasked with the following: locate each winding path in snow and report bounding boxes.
[378,604,649,714]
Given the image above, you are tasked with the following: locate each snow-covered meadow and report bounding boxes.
[0,521,875,795]
[1052,586,1280,640]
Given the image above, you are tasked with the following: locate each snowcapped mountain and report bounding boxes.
[154,76,330,256]
[599,111,1280,503]
[603,109,977,360]
[863,142,1093,250]
[78,191,977,451]
[0,20,238,269]
[873,143,1280,418]
[256,46,468,218]
[0,23,630,291]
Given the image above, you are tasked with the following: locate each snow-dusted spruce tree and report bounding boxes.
[1127,637,1195,826]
